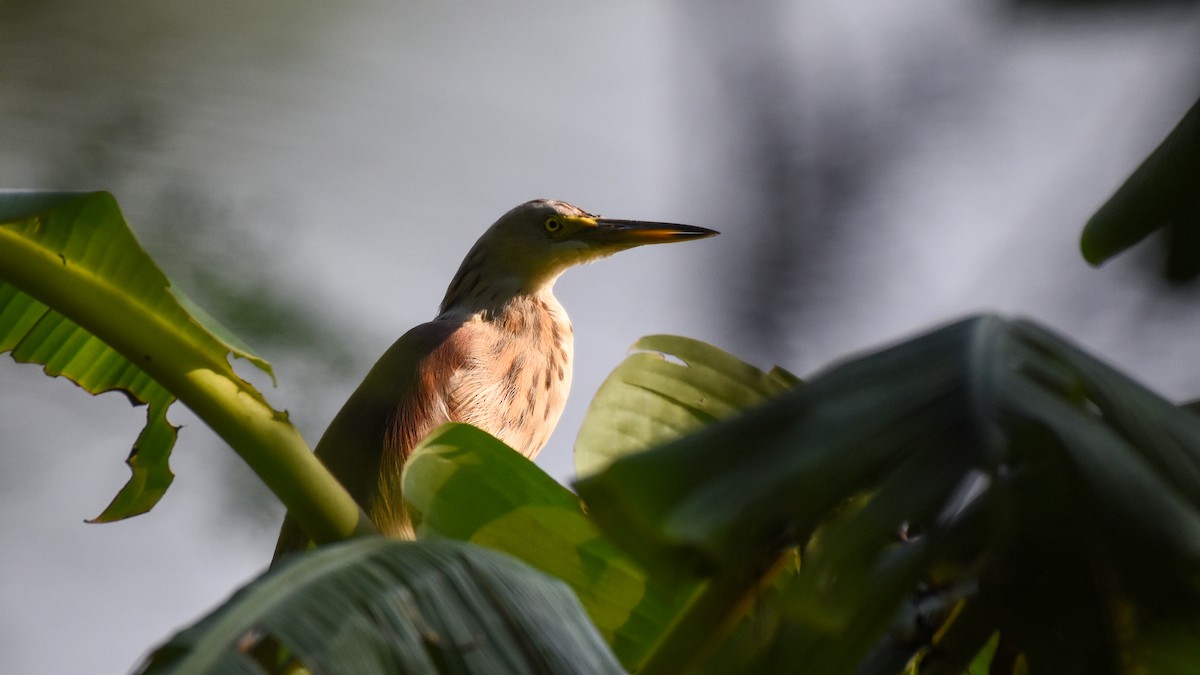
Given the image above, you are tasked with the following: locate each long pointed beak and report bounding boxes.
[583,218,719,247]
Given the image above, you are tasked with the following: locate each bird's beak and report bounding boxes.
[580,217,719,246]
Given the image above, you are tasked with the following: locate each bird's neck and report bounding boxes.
[439,262,563,317]
[438,237,571,317]
[438,281,568,329]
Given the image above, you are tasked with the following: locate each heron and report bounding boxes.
[272,199,717,560]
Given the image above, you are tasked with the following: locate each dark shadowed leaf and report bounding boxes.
[1081,96,1200,280]
[576,314,1200,673]
[135,538,623,675]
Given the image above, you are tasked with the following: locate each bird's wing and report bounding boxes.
[271,318,468,561]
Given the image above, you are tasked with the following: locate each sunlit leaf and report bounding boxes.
[0,190,274,521]
[575,334,798,478]
[402,423,697,670]
[135,538,623,675]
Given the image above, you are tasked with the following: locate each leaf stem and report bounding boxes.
[0,198,375,545]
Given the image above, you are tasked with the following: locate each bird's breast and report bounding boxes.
[449,295,574,459]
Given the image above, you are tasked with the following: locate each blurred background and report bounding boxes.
[2,1,1199,672]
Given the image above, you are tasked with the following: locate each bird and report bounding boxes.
[272,199,717,560]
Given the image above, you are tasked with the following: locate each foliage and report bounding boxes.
[573,334,800,478]
[1081,96,1200,280]
[4,95,1200,674]
[401,422,698,670]
[136,538,622,675]
[0,191,371,545]
[0,191,272,520]
[580,315,1200,673]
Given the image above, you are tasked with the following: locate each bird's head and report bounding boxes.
[439,199,717,314]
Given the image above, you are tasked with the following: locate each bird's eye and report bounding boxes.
[544,217,563,233]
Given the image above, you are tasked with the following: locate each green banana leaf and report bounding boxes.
[135,538,624,675]
[1081,95,1200,280]
[577,314,1200,673]
[574,334,799,478]
[0,191,274,521]
[402,422,698,671]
